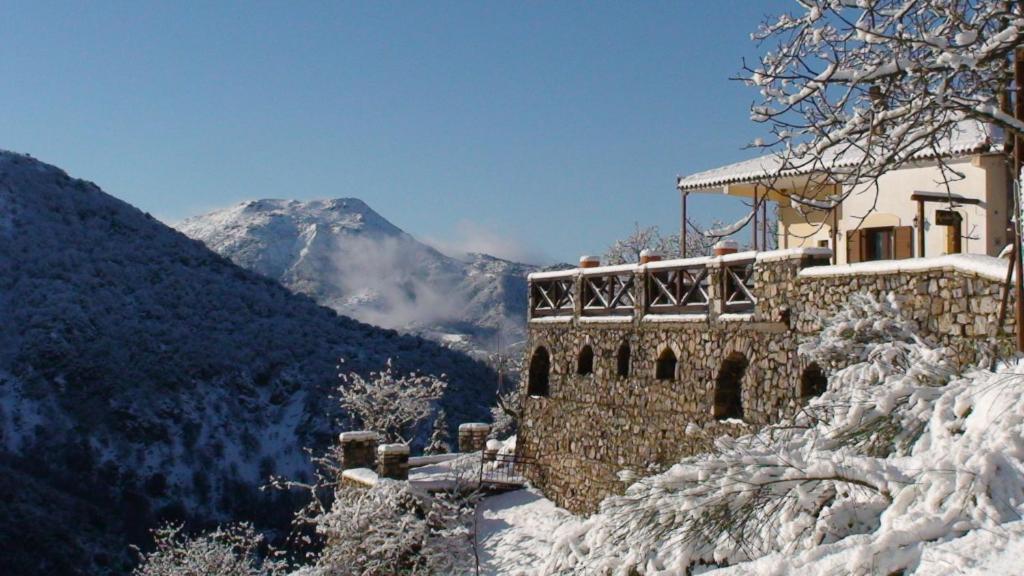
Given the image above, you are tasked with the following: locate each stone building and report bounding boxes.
[517,247,1015,513]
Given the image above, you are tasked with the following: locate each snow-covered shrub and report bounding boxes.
[543,293,1024,575]
[424,409,451,455]
[337,358,447,444]
[306,480,476,575]
[132,523,285,576]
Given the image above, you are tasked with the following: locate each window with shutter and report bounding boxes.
[894,226,914,259]
[847,229,864,263]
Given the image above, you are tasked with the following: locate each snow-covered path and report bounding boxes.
[476,488,576,576]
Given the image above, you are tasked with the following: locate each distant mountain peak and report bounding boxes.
[179,197,537,351]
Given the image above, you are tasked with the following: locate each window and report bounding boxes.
[577,345,594,376]
[655,348,677,381]
[848,226,913,263]
[527,347,551,397]
[713,352,748,420]
[800,362,828,399]
[866,227,894,260]
[616,342,631,377]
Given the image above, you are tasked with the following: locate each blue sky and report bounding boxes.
[0,1,792,263]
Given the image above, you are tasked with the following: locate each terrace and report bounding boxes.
[528,246,833,324]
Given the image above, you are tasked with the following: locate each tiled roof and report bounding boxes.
[677,120,1002,191]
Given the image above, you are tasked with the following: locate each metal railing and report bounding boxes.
[479,452,540,490]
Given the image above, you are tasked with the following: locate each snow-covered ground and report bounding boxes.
[478,488,574,576]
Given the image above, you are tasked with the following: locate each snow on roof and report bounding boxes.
[677,120,1001,191]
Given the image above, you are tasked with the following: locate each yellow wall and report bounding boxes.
[776,155,1007,263]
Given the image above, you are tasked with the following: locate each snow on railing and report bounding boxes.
[527,247,832,322]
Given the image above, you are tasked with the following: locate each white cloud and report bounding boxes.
[423,220,549,264]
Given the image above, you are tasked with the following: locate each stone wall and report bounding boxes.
[518,251,1015,514]
[794,262,1015,365]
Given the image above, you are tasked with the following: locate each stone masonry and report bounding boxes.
[518,250,1015,513]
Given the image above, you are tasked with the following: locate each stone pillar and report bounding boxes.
[339,431,379,470]
[484,438,502,461]
[458,423,491,453]
[377,444,410,480]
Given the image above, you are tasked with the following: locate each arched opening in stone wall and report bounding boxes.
[616,342,631,377]
[527,347,551,397]
[713,352,748,420]
[577,345,594,376]
[655,348,677,381]
[800,362,828,399]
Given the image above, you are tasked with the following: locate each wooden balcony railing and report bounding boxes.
[582,270,636,316]
[722,259,756,313]
[526,248,832,322]
[530,275,575,317]
[646,262,710,314]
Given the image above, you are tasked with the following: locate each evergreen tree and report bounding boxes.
[424,410,450,455]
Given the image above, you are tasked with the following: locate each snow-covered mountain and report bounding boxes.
[177,198,534,352]
[0,151,496,575]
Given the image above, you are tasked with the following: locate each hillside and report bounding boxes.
[0,151,496,575]
[176,198,534,352]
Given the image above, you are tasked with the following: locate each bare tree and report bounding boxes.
[604,220,760,265]
[487,348,524,439]
[336,359,447,444]
[744,1,1024,209]
[133,524,285,576]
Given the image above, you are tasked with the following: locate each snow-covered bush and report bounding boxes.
[337,359,447,444]
[132,523,285,576]
[424,409,451,455]
[306,480,477,575]
[544,293,1024,575]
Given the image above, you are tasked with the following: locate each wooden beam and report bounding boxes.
[916,199,926,258]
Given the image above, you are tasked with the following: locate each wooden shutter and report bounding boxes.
[847,229,864,264]
[894,226,914,260]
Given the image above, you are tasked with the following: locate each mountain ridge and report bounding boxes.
[177,197,536,351]
[0,150,496,574]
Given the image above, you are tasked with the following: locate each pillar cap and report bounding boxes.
[377,443,410,455]
[639,249,662,264]
[459,422,491,432]
[339,431,378,442]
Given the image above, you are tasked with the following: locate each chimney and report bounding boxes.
[579,255,600,269]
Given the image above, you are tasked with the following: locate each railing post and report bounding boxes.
[707,261,723,320]
[573,273,584,320]
[377,444,410,480]
[635,267,647,320]
[458,423,491,453]
[339,431,379,470]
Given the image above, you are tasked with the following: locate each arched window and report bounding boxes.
[616,342,631,377]
[655,348,677,381]
[527,347,551,397]
[714,352,748,420]
[577,345,594,376]
[800,362,827,399]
